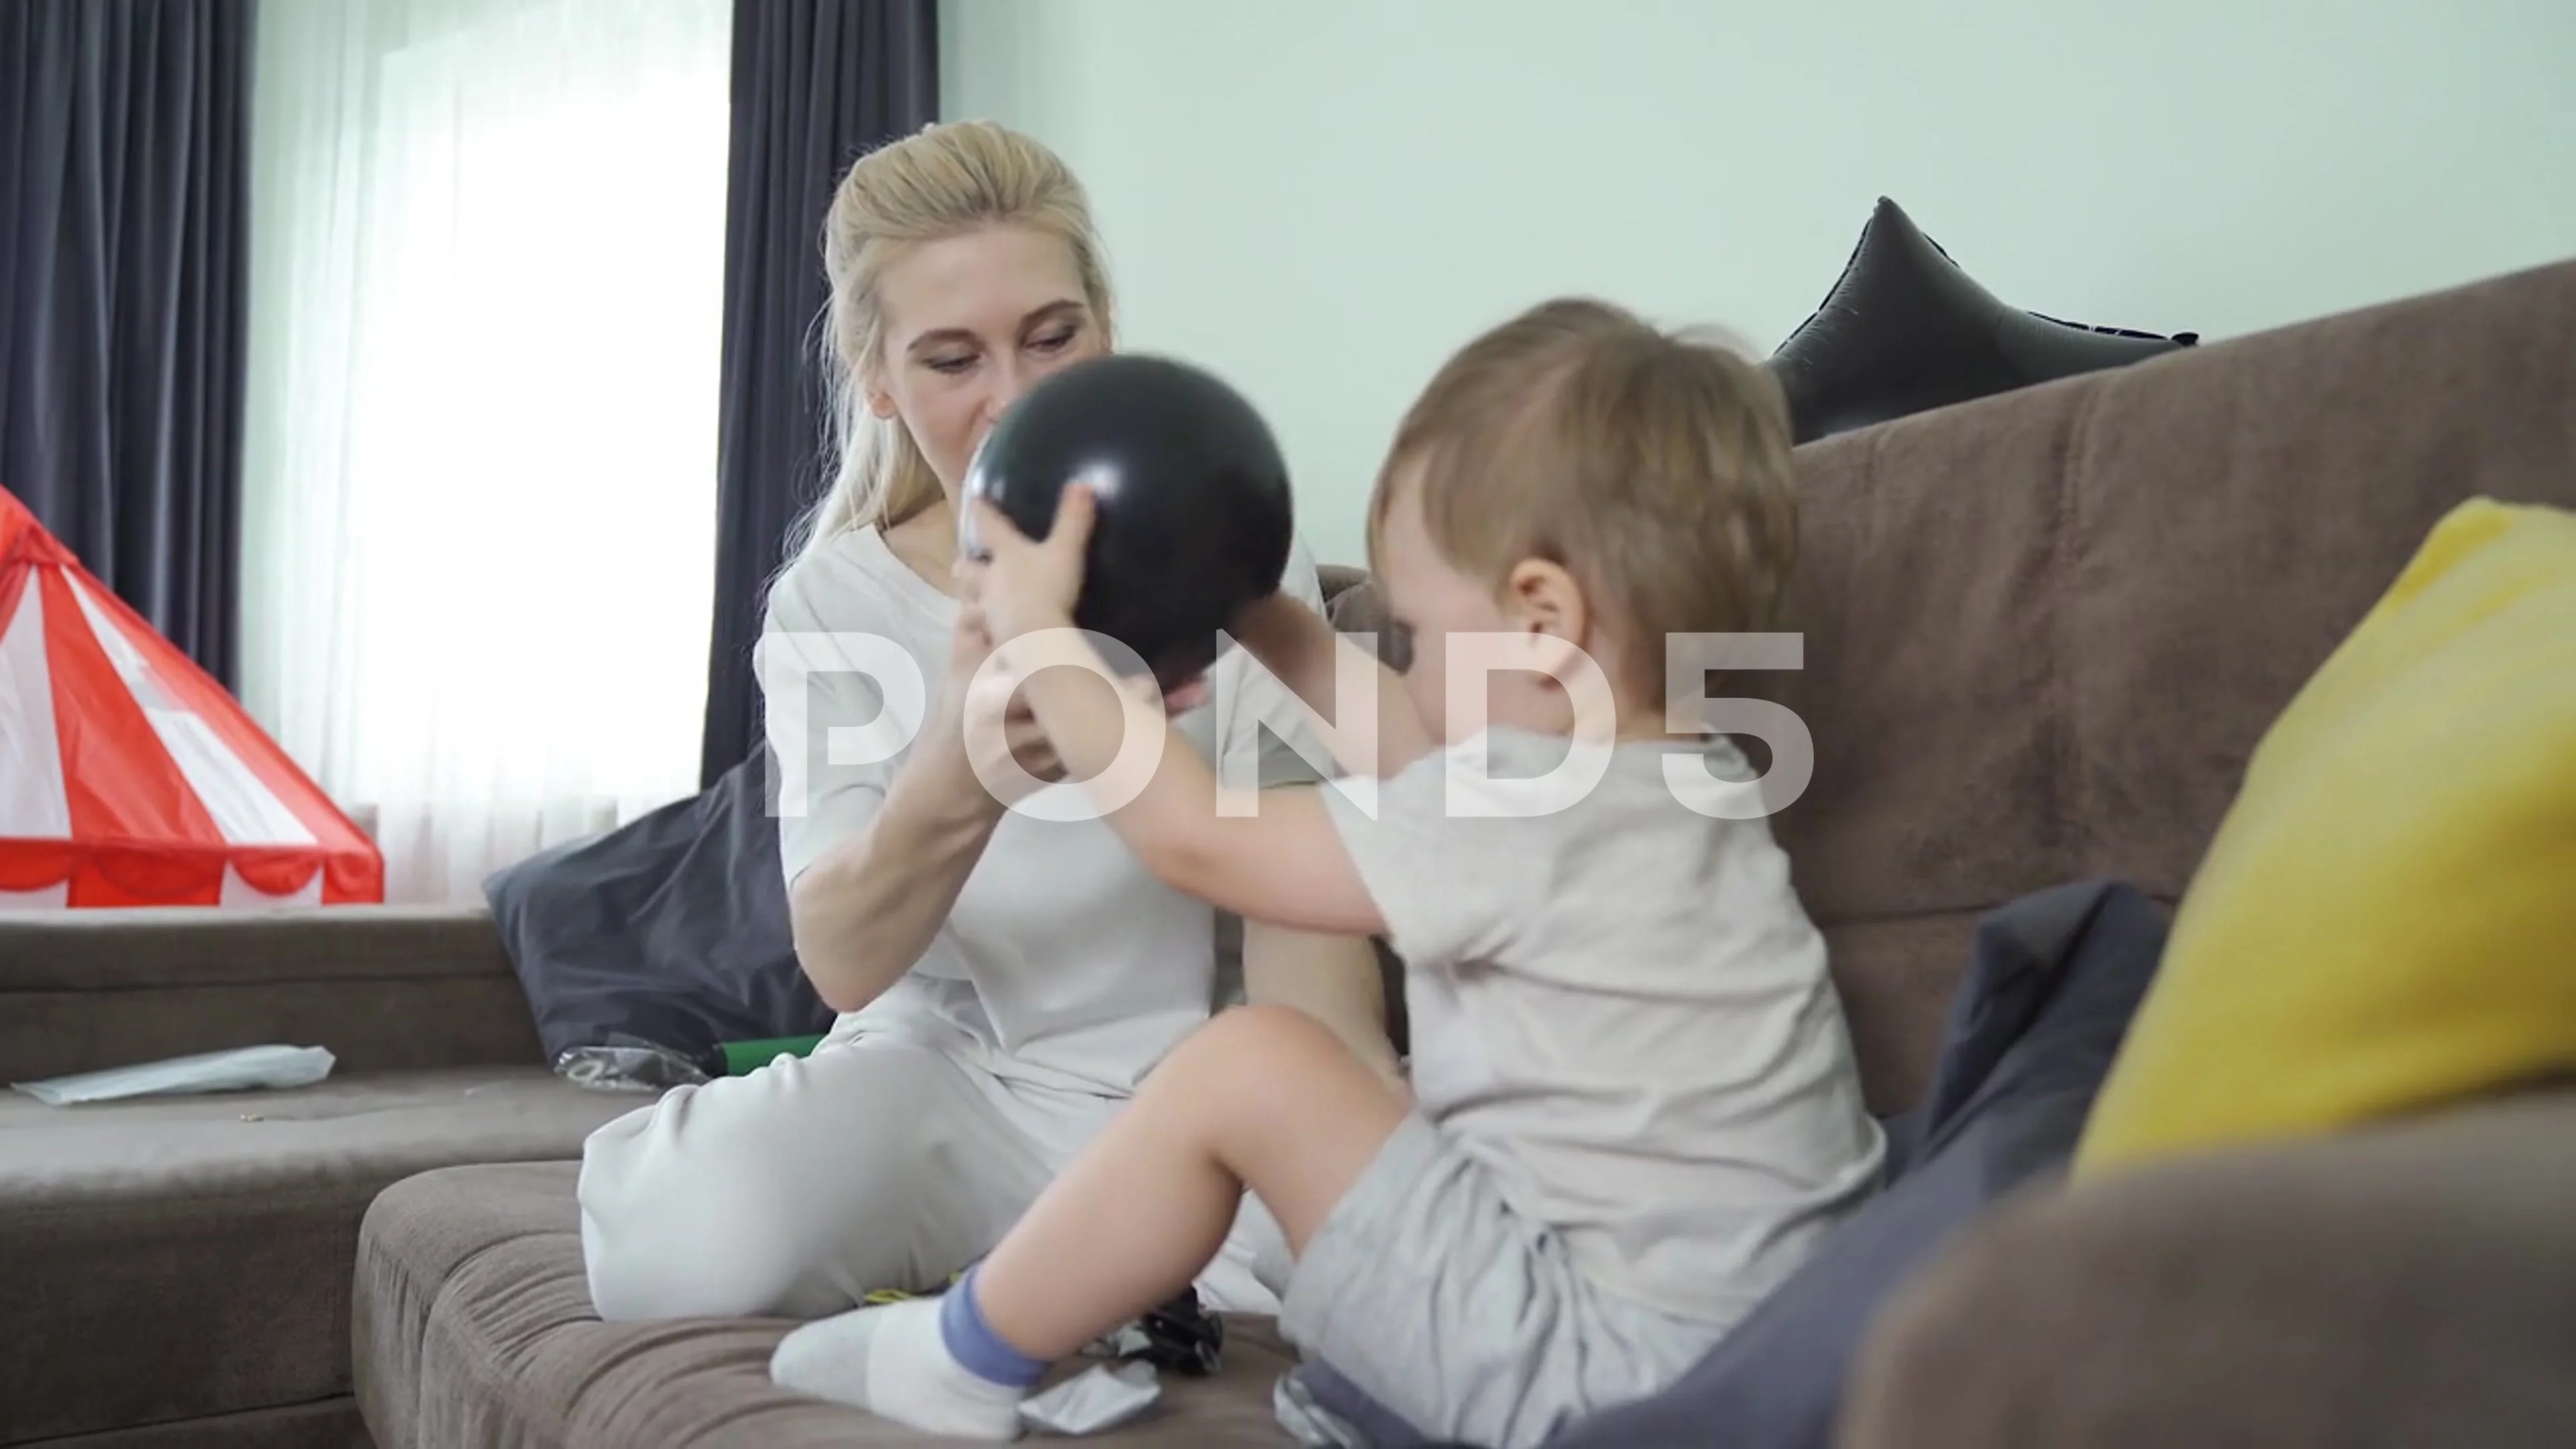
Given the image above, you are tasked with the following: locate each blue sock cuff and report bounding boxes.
[939,1263,1049,1389]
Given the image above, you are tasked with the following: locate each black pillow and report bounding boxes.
[1766,197,2196,443]
[1287,877,2168,1449]
[484,747,835,1084]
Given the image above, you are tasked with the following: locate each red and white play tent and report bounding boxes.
[1,487,382,909]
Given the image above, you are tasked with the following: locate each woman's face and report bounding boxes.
[865,224,1108,498]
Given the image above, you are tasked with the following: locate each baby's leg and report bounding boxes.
[769,1004,1407,1440]
[973,1002,1405,1351]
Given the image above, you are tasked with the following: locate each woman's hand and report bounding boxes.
[1160,672,1212,715]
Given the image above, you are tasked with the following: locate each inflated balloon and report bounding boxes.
[1767,197,2198,444]
[960,353,1295,692]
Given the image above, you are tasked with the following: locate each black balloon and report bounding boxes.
[1767,197,2198,444]
[959,353,1295,692]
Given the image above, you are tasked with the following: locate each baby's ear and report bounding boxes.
[1505,557,1589,643]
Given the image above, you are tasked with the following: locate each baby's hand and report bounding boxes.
[958,486,1096,647]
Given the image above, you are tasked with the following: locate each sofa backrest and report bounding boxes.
[1741,257,2576,1109]
[1326,258,2576,1113]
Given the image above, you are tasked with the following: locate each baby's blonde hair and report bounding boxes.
[1368,297,1799,702]
[786,120,1114,564]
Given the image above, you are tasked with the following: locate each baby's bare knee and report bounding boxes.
[1161,1004,1368,1109]
[1203,1001,1347,1062]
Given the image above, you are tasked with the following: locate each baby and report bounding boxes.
[770,297,1887,1447]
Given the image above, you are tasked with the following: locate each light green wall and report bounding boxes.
[943,0,2576,566]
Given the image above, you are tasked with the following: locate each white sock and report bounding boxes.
[769,1297,1030,1441]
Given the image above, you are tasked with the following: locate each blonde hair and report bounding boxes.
[1368,297,1799,700]
[784,120,1114,565]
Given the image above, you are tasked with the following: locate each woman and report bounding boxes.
[576,120,1399,1324]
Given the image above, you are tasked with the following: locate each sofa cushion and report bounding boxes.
[0,1067,633,1443]
[1845,1089,2576,1449]
[355,1161,1305,1448]
[2076,499,2576,1176]
[484,748,834,1088]
[1765,195,2194,444]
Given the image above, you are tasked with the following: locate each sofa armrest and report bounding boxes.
[1838,1089,2576,1449]
[0,906,540,1081]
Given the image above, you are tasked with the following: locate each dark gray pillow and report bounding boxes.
[1290,877,2167,1449]
[484,747,835,1081]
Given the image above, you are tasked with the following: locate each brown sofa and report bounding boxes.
[5,256,2573,1449]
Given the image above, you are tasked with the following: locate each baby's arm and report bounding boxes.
[1008,632,1386,936]
[1231,592,1438,781]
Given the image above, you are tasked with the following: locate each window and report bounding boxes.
[240,0,733,902]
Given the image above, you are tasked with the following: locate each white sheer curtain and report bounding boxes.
[241,0,731,903]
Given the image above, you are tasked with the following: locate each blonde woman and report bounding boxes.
[575,121,1397,1325]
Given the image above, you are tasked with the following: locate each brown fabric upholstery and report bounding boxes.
[21,1398,368,1448]
[1316,561,1369,605]
[0,1069,630,1444]
[356,1163,1303,1448]
[0,906,541,1084]
[2058,259,2576,894]
[1756,407,2085,930]
[1823,258,2576,1442]
[1839,1090,2576,1449]
[1723,258,2576,1111]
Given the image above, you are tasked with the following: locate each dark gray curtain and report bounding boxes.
[0,0,253,686]
[700,0,938,786]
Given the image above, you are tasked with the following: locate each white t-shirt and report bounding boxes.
[1320,725,1887,1328]
[760,522,1334,1102]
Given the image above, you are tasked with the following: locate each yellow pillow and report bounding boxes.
[2074,497,2576,1177]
